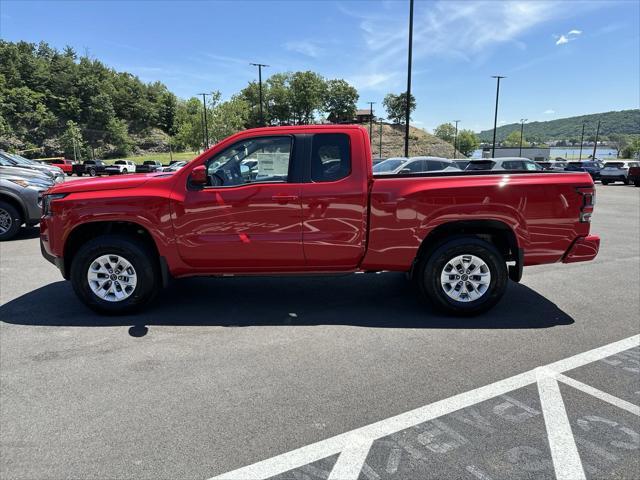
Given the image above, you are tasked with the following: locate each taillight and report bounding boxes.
[576,187,595,223]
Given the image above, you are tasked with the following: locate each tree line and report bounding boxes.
[1,40,441,161]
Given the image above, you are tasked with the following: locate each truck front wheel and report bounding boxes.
[417,237,508,316]
[70,234,159,314]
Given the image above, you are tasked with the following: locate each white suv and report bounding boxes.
[600,161,639,185]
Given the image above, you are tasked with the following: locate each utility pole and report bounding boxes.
[491,75,505,158]
[453,120,460,159]
[404,0,414,158]
[367,102,376,143]
[592,120,601,161]
[250,63,269,126]
[72,136,78,162]
[578,122,586,161]
[379,118,384,158]
[519,118,527,157]
[198,92,211,149]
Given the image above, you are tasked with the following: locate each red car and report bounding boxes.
[40,125,599,315]
[43,158,75,175]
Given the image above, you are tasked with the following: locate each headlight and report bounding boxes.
[42,193,67,216]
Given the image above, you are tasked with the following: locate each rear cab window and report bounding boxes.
[311,133,351,182]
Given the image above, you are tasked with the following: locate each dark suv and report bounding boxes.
[72,160,108,177]
[564,161,603,180]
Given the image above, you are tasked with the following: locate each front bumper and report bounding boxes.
[40,236,66,277]
[562,235,600,263]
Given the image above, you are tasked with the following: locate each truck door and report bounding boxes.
[300,132,369,269]
[172,135,305,270]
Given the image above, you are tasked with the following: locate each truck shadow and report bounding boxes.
[0,273,574,335]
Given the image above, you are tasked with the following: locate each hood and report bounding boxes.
[0,165,52,181]
[49,173,155,194]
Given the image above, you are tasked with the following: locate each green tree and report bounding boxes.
[289,71,325,124]
[383,92,416,124]
[105,117,133,156]
[59,120,85,160]
[210,96,249,143]
[621,137,640,159]
[433,123,456,143]
[266,72,292,125]
[503,130,528,148]
[457,129,480,157]
[240,81,266,128]
[323,79,358,123]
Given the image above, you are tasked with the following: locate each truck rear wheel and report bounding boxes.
[70,234,159,314]
[416,237,508,316]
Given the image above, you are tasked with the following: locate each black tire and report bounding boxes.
[416,236,508,316]
[0,201,23,241]
[634,180,640,187]
[70,234,160,314]
[601,180,609,185]
[88,168,97,177]
[122,169,128,174]
[623,177,630,185]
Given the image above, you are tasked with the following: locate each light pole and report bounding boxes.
[379,118,384,158]
[519,118,527,157]
[578,122,586,161]
[453,120,460,159]
[367,102,376,143]
[592,120,601,161]
[198,92,211,149]
[404,0,414,158]
[491,75,506,158]
[250,63,269,126]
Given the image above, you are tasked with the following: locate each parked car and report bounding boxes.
[1,168,54,240]
[0,150,65,183]
[465,158,544,172]
[41,125,599,316]
[105,160,137,175]
[600,161,640,185]
[136,160,163,173]
[628,164,640,187]
[372,157,409,174]
[161,161,187,172]
[564,161,603,180]
[72,160,108,176]
[536,161,567,171]
[43,158,76,175]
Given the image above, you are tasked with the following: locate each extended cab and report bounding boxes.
[40,125,600,315]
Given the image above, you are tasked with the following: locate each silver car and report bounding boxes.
[0,150,65,183]
[373,156,460,175]
[0,166,54,240]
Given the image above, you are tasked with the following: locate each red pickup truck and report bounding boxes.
[40,125,599,315]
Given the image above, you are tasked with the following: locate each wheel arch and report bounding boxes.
[63,220,170,286]
[0,192,27,222]
[414,220,523,282]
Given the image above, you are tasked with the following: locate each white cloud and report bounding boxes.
[284,41,323,58]
[555,28,582,45]
[544,109,556,114]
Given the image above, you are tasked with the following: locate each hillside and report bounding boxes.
[370,123,463,158]
[478,109,640,142]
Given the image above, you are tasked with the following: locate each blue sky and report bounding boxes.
[1,0,639,132]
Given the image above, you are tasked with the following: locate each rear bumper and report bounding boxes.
[562,235,600,263]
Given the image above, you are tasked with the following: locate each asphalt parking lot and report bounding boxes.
[1,183,638,480]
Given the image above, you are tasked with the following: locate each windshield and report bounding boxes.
[115,160,125,165]
[373,159,406,173]
[604,162,624,168]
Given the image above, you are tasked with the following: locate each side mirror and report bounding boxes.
[189,165,207,186]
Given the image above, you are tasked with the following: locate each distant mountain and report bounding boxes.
[477,109,640,142]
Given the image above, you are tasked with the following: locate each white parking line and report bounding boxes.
[211,334,640,480]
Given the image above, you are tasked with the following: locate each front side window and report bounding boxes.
[373,159,405,173]
[311,133,350,182]
[404,160,425,173]
[206,136,292,187]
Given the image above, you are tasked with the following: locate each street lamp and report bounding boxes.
[367,102,376,143]
[519,118,527,157]
[592,120,601,161]
[250,63,269,126]
[197,92,212,149]
[379,117,385,158]
[491,75,506,158]
[404,0,414,158]
[453,120,460,159]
